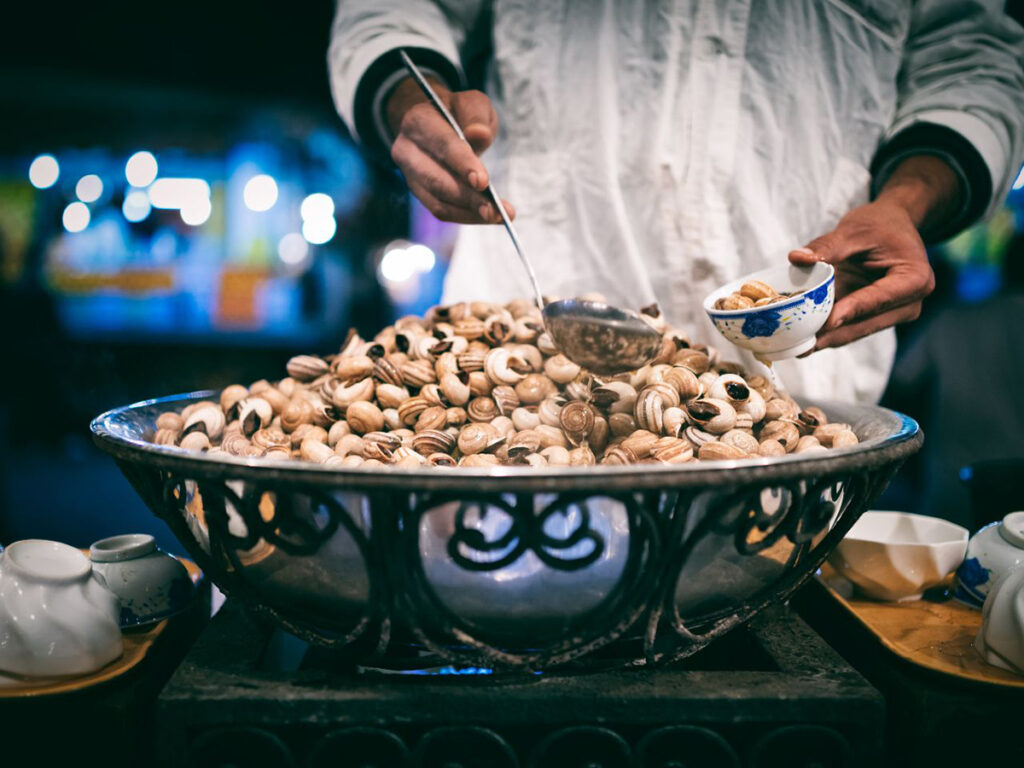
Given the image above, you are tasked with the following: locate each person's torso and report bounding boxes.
[444,0,912,402]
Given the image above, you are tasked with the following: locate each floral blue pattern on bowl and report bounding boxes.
[704,262,835,362]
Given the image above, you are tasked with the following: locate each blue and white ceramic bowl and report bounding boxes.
[704,262,835,361]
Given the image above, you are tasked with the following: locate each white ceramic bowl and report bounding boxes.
[955,511,1024,608]
[0,540,123,677]
[89,534,194,628]
[704,262,835,361]
[828,511,968,602]
[976,565,1024,675]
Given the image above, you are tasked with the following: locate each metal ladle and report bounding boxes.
[399,51,663,375]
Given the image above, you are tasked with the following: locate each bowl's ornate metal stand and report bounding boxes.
[95,392,921,671]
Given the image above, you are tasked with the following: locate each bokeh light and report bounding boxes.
[29,154,60,189]
[278,232,310,265]
[300,193,335,221]
[302,216,336,245]
[62,201,91,233]
[243,174,278,212]
[180,196,212,226]
[122,189,152,222]
[125,151,158,187]
[76,174,104,203]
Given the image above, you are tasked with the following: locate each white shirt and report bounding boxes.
[329,0,1024,404]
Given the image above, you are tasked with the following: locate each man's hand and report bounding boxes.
[788,155,961,352]
[386,76,513,225]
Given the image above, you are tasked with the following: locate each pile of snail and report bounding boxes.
[714,280,796,311]
[152,297,859,468]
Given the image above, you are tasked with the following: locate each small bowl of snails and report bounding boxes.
[704,262,834,362]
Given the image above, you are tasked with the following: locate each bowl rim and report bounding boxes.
[90,390,922,492]
[842,510,969,547]
[704,263,835,317]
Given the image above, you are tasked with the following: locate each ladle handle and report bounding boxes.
[399,50,546,313]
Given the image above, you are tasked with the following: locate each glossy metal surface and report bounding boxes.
[542,299,665,375]
[92,391,921,669]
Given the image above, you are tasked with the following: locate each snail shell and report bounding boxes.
[535,424,569,449]
[238,397,273,437]
[154,428,178,446]
[332,355,374,381]
[467,396,499,423]
[445,406,468,427]
[179,431,211,452]
[440,372,472,406]
[760,420,800,452]
[537,396,564,428]
[698,441,747,461]
[300,438,335,464]
[721,429,760,454]
[673,349,710,374]
[183,404,225,441]
[795,435,825,453]
[458,423,499,455]
[252,427,289,451]
[415,405,448,432]
[685,398,737,435]
[541,445,571,466]
[401,359,437,388]
[515,373,556,405]
[651,437,694,464]
[559,402,596,446]
[156,411,184,433]
[287,355,329,382]
[797,407,828,435]
[397,396,429,426]
[739,280,777,300]
[602,445,639,465]
[663,366,701,401]
[219,385,249,415]
[346,401,385,435]
[512,406,541,432]
[429,452,457,467]
[372,356,404,388]
[327,420,352,446]
[492,385,521,417]
[333,434,365,458]
[831,429,859,449]
[569,445,596,467]
[634,387,666,434]
[376,383,411,409]
[331,378,375,411]
[457,351,487,373]
[608,412,637,438]
[484,348,528,386]
[758,439,787,457]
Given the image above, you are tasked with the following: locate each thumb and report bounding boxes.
[451,90,498,155]
[788,232,846,266]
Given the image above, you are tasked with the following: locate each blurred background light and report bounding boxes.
[300,192,335,221]
[379,245,417,284]
[125,151,158,187]
[301,216,336,245]
[76,174,104,203]
[29,154,60,189]
[1013,164,1024,191]
[277,232,310,265]
[121,189,152,222]
[242,173,278,212]
[148,177,210,209]
[179,195,212,226]
[62,201,91,232]
[406,243,436,273]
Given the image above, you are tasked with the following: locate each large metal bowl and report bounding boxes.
[91,390,920,670]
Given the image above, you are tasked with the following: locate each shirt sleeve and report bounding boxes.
[870,0,1024,242]
[327,0,484,162]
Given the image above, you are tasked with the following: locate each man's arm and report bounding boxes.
[790,1,1024,352]
[327,0,504,224]
[790,156,956,351]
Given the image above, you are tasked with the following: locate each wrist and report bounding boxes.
[385,75,450,139]
[875,155,963,236]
